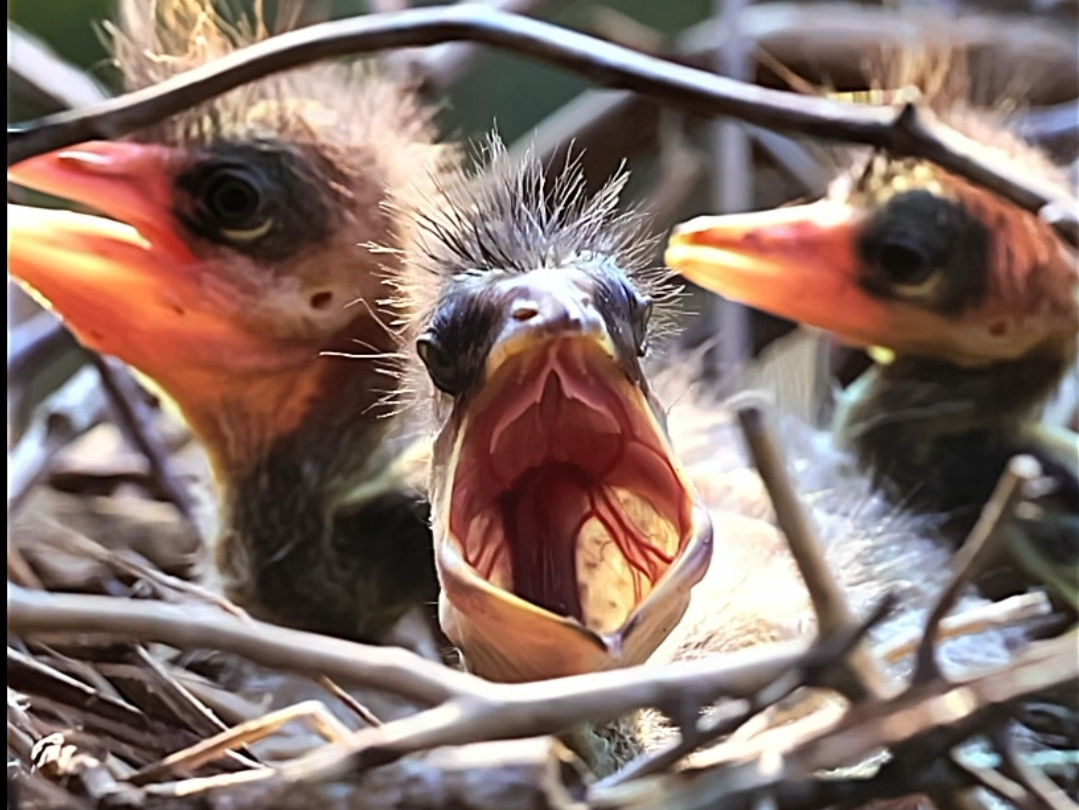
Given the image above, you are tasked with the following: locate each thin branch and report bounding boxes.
[521,3,1074,199]
[7,585,817,724]
[733,399,893,701]
[8,366,109,515]
[734,402,852,633]
[7,7,1076,244]
[129,700,342,786]
[144,736,589,809]
[911,455,1043,685]
[7,585,485,707]
[877,592,1052,664]
[621,633,1077,810]
[598,595,895,788]
[7,22,109,112]
[397,0,563,91]
[89,355,199,530]
[317,676,383,728]
[257,640,821,790]
[8,311,76,381]
[991,726,1078,810]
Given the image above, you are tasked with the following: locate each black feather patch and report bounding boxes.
[408,136,671,306]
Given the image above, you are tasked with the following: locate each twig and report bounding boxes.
[317,676,383,728]
[8,365,108,515]
[7,583,818,719]
[734,399,892,701]
[7,7,1076,244]
[7,23,109,112]
[129,700,346,786]
[7,647,205,761]
[912,455,1043,685]
[145,736,588,808]
[130,645,242,744]
[24,518,242,616]
[877,592,1053,664]
[8,311,76,381]
[8,585,484,707]
[89,355,199,531]
[249,614,910,794]
[621,633,1077,810]
[598,595,894,788]
[522,4,1073,198]
[394,0,561,91]
[950,753,1037,810]
[991,727,1078,810]
[8,586,832,782]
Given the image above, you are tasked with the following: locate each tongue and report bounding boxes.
[500,462,592,621]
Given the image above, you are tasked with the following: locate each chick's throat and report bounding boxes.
[438,335,698,634]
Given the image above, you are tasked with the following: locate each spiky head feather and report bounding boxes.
[394,135,680,335]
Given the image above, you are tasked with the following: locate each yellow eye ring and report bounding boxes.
[221,218,274,242]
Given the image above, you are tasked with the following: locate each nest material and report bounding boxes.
[8,359,1076,810]
[8,5,1077,808]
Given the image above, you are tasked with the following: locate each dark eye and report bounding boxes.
[200,167,266,230]
[630,295,652,357]
[875,237,934,286]
[417,335,462,396]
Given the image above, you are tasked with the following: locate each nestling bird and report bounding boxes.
[666,52,1079,610]
[395,136,1036,779]
[397,137,714,683]
[7,0,455,646]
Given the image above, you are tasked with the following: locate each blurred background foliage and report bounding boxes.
[8,0,1078,436]
[8,0,709,141]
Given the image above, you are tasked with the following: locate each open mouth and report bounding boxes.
[439,335,707,665]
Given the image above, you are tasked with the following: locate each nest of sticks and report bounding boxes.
[7,6,1079,809]
[7,361,1077,810]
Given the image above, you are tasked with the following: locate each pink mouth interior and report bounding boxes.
[449,339,693,631]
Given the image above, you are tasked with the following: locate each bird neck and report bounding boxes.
[834,340,1076,525]
[184,313,428,636]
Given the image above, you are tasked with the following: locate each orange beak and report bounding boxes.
[665,199,1076,366]
[665,200,894,350]
[8,141,277,393]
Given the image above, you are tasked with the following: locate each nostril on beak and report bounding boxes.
[512,303,540,321]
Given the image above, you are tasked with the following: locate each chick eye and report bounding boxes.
[417,334,462,396]
[875,237,934,287]
[199,167,272,240]
[630,295,653,357]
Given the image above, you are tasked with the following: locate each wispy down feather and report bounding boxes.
[106,0,437,153]
[395,135,682,334]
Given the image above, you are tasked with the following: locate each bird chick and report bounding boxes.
[396,137,714,683]
[665,48,1079,608]
[8,0,456,645]
[396,136,1037,780]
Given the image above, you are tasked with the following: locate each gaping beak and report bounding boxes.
[665,200,892,350]
[430,269,713,682]
[7,142,268,399]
